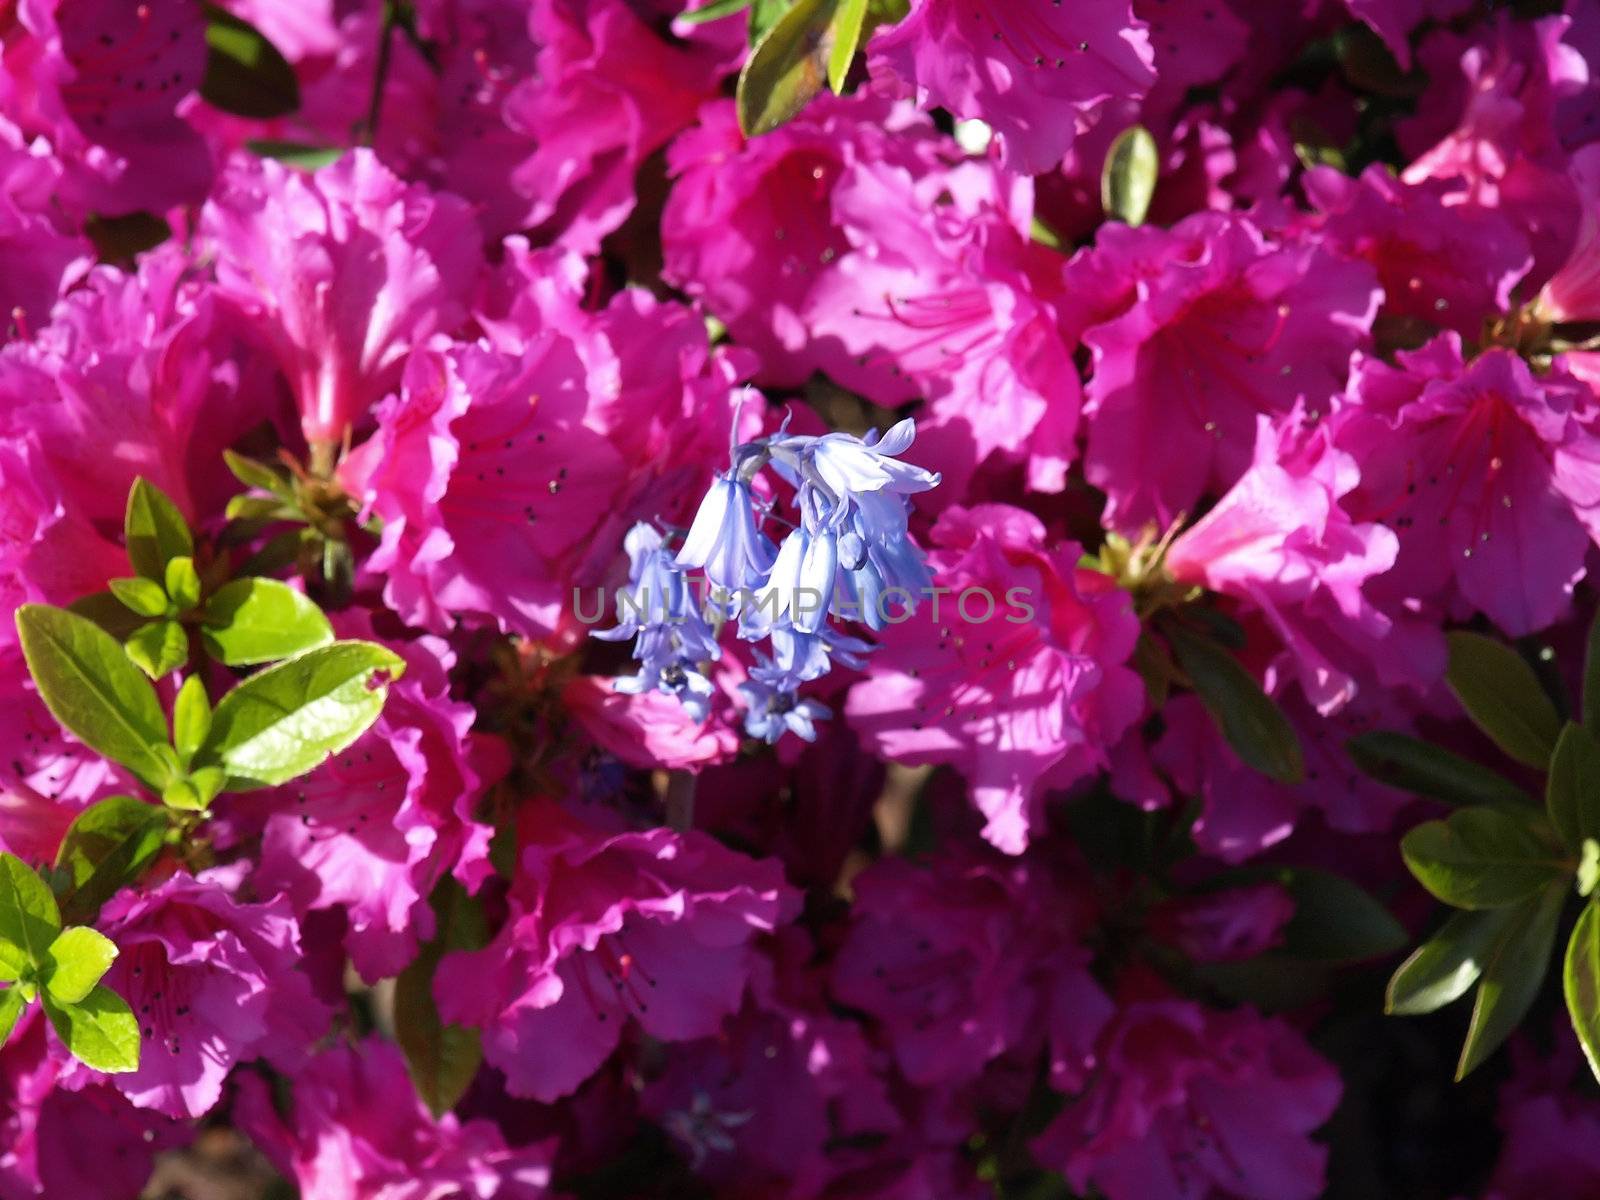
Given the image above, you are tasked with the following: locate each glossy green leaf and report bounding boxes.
[164,557,202,613]
[1387,907,1520,1016]
[54,796,171,927]
[42,985,140,1073]
[1401,806,1570,909]
[0,854,60,971]
[737,0,836,136]
[173,676,212,765]
[107,577,169,619]
[1346,731,1531,808]
[1458,883,1565,1079]
[1548,722,1600,851]
[1446,631,1561,768]
[396,879,487,1117]
[222,449,296,500]
[201,578,334,667]
[67,592,149,641]
[124,619,189,680]
[198,641,405,788]
[0,987,25,1046]
[1101,125,1160,227]
[43,927,118,1005]
[827,0,868,92]
[160,778,207,812]
[1581,840,1600,898]
[1277,868,1407,962]
[0,941,22,984]
[124,478,193,582]
[243,139,344,170]
[1565,899,1600,1084]
[1166,623,1304,784]
[1585,608,1600,732]
[200,3,300,119]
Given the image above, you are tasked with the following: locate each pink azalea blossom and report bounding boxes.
[1538,142,1600,321]
[1149,882,1296,964]
[0,117,88,328]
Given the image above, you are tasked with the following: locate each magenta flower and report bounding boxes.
[0,117,88,329]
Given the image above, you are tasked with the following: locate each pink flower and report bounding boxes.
[1480,1032,1600,1200]
[235,1037,554,1200]
[0,0,212,215]
[0,118,88,328]
[437,804,798,1102]
[847,503,1143,854]
[1149,883,1296,964]
[201,150,483,445]
[1077,213,1380,530]
[866,0,1156,173]
[564,676,742,773]
[1538,143,1600,322]
[1336,336,1600,636]
[1034,1000,1341,1200]
[58,870,331,1119]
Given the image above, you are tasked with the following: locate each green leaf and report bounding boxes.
[827,0,868,92]
[124,478,193,582]
[1101,125,1160,227]
[200,3,300,119]
[396,879,487,1117]
[1565,899,1600,1084]
[1446,631,1562,768]
[1585,608,1600,732]
[678,0,752,23]
[67,592,150,641]
[43,927,118,1005]
[107,577,169,619]
[751,0,795,41]
[0,987,25,1046]
[1581,839,1600,898]
[164,557,202,613]
[160,778,207,812]
[225,494,293,524]
[1277,868,1408,962]
[0,853,61,969]
[1400,806,1570,909]
[1548,722,1600,851]
[1387,908,1520,1015]
[173,676,213,764]
[54,797,170,927]
[243,139,344,170]
[124,619,189,680]
[222,450,297,501]
[1458,883,1565,1079]
[201,578,334,667]
[737,0,836,137]
[198,641,405,788]
[188,767,226,809]
[42,985,140,1073]
[1346,731,1532,808]
[1165,623,1304,784]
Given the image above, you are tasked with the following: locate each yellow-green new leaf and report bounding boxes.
[0,986,25,1045]
[0,853,62,968]
[54,797,171,927]
[44,927,118,1005]
[124,478,193,582]
[1102,125,1159,227]
[42,985,140,1073]
[201,577,334,667]
[124,619,189,680]
[827,0,869,92]
[1565,899,1600,1083]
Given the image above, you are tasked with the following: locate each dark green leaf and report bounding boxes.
[1401,806,1570,909]
[1165,623,1304,784]
[225,494,293,523]
[1101,125,1159,227]
[84,213,170,265]
[1277,868,1407,962]
[124,478,193,582]
[1548,722,1600,851]
[222,450,296,501]
[1446,631,1561,768]
[54,797,171,927]
[0,987,25,1046]
[1387,908,1520,1016]
[1566,899,1600,1083]
[107,578,169,619]
[737,0,836,137]
[1585,608,1600,731]
[0,854,60,970]
[396,879,487,1117]
[827,0,868,92]
[43,927,118,1005]
[243,139,344,170]
[201,578,334,667]
[200,3,300,119]
[67,592,149,641]
[198,641,405,788]
[173,676,212,764]
[164,557,201,613]
[1458,883,1565,1079]
[124,619,189,680]
[42,985,140,1073]
[1346,731,1531,808]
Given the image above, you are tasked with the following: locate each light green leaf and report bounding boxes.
[1346,731,1531,808]
[1401,806,1570,909]
[678,0,751,23]
[1582,840,1600,898]
[1550,722,1600,851]
[737,0,836,137]
[395,879,488,1117]
[200,2,300,118]
[16,606,172,787]
[124,619,189,680]
[107,577,169,619]
[1458,883,1565,1079]
[827,0,868,92]
[1387,907,1520,1016]
[42,985,140,1073]
[1446,631,1562,768]
[1276,868,1407,962]
[222,450,297,501]
[124,478,193,582]
[43,927,118,1005]
[160,778,207,812]
[0,987,25,1046]
[1101,125,1159,227]
[54,796,171,927]
[1565,899,1600,1084]
[201,578,334,667]
[164,557,202,613]
[1166,623,1304,784]
[173,675,213,764]
[243,139,344,171]
[198,641,405,788]
[0,853,62,969]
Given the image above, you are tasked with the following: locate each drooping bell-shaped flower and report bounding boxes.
[675,474,778,596]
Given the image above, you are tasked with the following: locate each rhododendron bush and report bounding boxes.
[8,1,1600,1198]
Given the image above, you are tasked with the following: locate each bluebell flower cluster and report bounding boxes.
[597,417,939,743]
